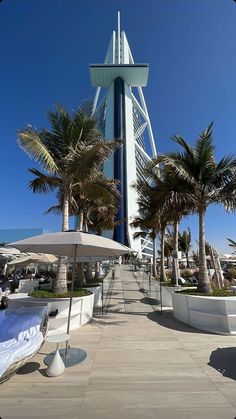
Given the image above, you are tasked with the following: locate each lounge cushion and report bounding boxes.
[0,307,46,378]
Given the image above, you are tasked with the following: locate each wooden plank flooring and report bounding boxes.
[1,267,236,419]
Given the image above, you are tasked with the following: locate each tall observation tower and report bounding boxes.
[89,13,157,257]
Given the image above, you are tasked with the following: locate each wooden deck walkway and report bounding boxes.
[1,266,236,419]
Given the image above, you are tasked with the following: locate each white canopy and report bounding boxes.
[9,231,132,258]
[0,247,20,255]
[8,253,57,266]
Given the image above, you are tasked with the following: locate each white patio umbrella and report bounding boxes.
[0,247,20,255]
[8,253,58,266]
[9,230,132,363]
[0,253,19,261]
[0,248,21,275]
[9,231,131,258]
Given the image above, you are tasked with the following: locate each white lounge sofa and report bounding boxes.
[0,306,48,384]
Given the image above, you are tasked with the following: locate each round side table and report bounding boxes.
[45,333,70,377]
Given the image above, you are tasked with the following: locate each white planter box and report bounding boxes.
[161,285,182,307]
[84,285,102,307]
[8,292,94,334]
[172,291,236,335]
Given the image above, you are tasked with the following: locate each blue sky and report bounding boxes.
[1,0,236,253]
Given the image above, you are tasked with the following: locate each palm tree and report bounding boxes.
[72,176,119,286]
[74,176,119,231]
[131,163,191,279]
[144,164,193,283]
[87,201,119,279]
[179,227,192,267]
[131,214,158,277]
[155,123,236,294]
[46,175,120,287]
[46,174,119,230]
[18,104,118,293]
[131,165,164,278]
[87,203,118,236]
[75,180,119,285]
[168,208,191,284]
[163,228,174,269]
[227,238,236,254]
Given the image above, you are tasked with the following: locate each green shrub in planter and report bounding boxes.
[181,282,197,287]
[29,289,92,299]
[84,282,102,288]
[160,281,173,287]
[177,288,234,297]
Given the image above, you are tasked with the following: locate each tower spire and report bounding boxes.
[117,11,121,64]
[89,16,157,257]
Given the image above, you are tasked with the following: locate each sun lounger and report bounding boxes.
[38,278,53,291]
[15,279,39,293]
[0,306,48,384]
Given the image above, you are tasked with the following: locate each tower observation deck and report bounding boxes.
[89,13,157,258]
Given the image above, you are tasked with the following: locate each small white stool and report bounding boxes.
[45,333,70,377]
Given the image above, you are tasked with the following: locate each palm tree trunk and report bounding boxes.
[54,258,68,293]
[78,210,84,231]
[85,263,93,283]
[160,228,166,282]
[186,251,190,268]
[198,207,212,294]
[76,263,85,288]
[76,209,85,287]
[167,254,171,269]
[62,194,69,231]
[95,261,101,279]
[54,193,69,293]
[152,233,157,277]
[171,220,180,284]
[84,221,88,232]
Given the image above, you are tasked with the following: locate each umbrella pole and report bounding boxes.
[65,244,78,357]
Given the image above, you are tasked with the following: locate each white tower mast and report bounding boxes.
[90,13,157,257]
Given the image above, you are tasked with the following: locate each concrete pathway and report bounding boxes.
[1,265,236,419]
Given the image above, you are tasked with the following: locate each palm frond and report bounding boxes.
[28,168,60,193]
[171,135,195,160]
[44,204,62,215]
[47,104,71,141]
[69,140,120,180]
[156,153,196,185]
[133,231,149,240]
[85,182,119,205]
[195,123,215,162]
[227,238,236,253]
[17,128,58,173]
[214,154,236,179]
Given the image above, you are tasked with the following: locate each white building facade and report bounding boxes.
[89,13,157,257]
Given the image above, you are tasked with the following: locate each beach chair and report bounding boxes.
[15,279,39,293]
[0,306,48,384]
[38,278,53,291]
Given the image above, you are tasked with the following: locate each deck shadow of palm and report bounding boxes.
[124,298,142,304]
[208,347,236,380]
[140,297,160,305]
[147,310,208,334]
